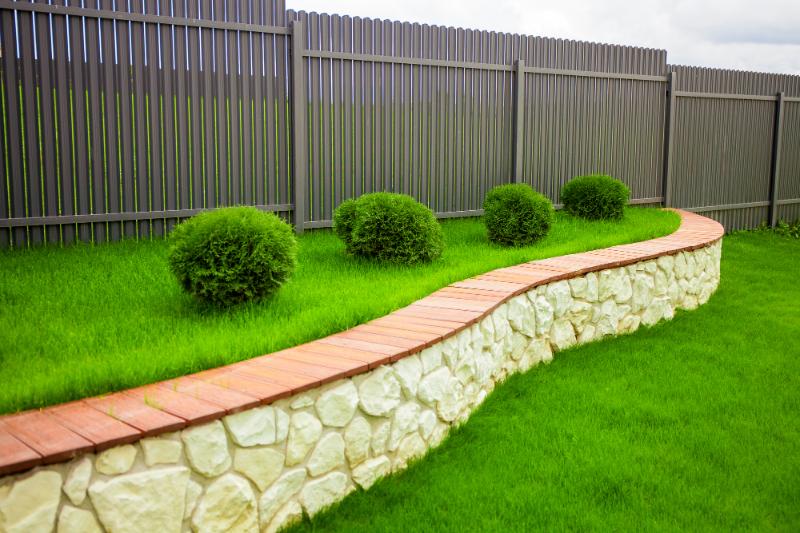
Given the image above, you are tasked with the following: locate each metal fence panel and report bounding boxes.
[0,0,292,246]
[2,1,800,246]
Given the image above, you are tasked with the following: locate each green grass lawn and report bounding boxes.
[0,208,678,414]
[287,231,800,532]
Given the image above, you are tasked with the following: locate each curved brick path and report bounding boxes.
[0,209,723,476]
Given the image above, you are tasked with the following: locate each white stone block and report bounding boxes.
[393,434,427,469]
[507,295,535,336]
[388,402,421,452]
[0,470,62,533]
[57,505,103,533]
[436,379,465,422]
[550,319,577,351]
[307,433,346,477]
[233,447,285,491]
[392,356,423,399]
[343,416,372,467]
[275,408,290,443]
[89,467,189,533]
[264,501,303,533]
[258,469,306,528]
[192,473,258,533]
[631,273,655,312]
[417,366,453,406]
[95,444,137,476]
[286,412,323,466]
[63,456,92,505]
[546,280,573,318]
[224,406,277,447]
[184,479,202,520]
[315,381,359,427]
[141,437,183,467]
[533,295,554,336]
[371,420,391,456]
[351,456,391,490]
[182,421,231,477]
[300,472,353,517]
[290,395,315,409]
[420,345,443,374]
[358,367,402,417]
[419,409,438,440]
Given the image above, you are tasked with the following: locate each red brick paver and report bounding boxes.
[0,210,723,476]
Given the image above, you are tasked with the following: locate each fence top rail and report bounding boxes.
[303,49,513,72]
[302,50,672,81]
[523,66,668,83]
[0,0,290,35]
[0,205,295,228]
[674,90,779,102]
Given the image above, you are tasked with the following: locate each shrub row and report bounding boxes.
[168,175,629,306]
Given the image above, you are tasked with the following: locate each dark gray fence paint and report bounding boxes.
[0,0,799,247]
[0,0,293,247]
[285,9,669,226]
[666,64,800,231]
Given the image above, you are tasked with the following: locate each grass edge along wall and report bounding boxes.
[1,0,800,247]
[0,211,722,532]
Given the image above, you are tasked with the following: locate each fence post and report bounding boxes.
[661,71,676,207]
[290,20,307,234]
[513,60,526,183]
[769,91,785,228]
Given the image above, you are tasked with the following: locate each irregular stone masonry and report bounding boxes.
[0,210,723,532]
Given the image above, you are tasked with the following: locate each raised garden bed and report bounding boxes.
[0,208,679,414]
[0,210,725,533]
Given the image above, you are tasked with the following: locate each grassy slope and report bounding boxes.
[0,208,678,414]
[288,231,800,532]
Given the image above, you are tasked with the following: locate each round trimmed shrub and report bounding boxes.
[332,198,358,247]
[168,206,297,306]
[483,184,554,246]
[333,193,444,264]
[561,174,630,220]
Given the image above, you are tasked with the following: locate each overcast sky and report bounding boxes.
[288,0,800,75]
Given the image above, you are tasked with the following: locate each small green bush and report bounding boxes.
[333,193,444,264]
[483,184,555,246]
[168,206,297,306]
[561,174,630,220]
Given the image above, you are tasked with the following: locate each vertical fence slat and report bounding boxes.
[662,71,676,206]
[513,60,525,182]
[351,17,363,199]
[290,19,307,232]
[341,16,353,205]
[769,92,784,227]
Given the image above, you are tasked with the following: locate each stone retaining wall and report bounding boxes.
[0,239,722,533]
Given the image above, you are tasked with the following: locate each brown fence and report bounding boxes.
[1,0,799,247]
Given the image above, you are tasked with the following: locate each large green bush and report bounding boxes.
[333,193,444,264]
[168,206,297,306]
[483,184,554,246]
[561,174,630,220]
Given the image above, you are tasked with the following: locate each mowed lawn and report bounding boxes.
[0,208,678,414]
[288,231,800,532]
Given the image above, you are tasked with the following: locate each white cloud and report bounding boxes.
[287,0,800,74]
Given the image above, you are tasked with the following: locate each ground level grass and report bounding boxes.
[0,208,678,414]
[288,231,800,532]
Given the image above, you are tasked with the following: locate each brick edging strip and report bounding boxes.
[0,210,724,476]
